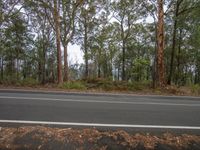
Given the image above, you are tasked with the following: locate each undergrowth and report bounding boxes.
[59,81,86,90]
[190,84,200,95]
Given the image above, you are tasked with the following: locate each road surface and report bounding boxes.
[0,89,200,133]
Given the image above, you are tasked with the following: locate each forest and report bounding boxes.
[0,0,200,90]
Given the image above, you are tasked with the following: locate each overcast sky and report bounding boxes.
[68,44,84,65]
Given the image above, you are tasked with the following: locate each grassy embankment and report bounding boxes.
[0,78,200,96]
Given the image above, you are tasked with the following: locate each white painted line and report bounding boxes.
[0,120,200,130]
[0,96,200,107]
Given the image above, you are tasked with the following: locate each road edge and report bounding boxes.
[0,88,199,99]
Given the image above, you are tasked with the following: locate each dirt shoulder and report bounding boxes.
[0,126,200,150]
[0,85,199,97]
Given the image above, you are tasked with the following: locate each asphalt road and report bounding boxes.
[0,90,200,133]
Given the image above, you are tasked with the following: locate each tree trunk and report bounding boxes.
[42,48,46,84]
[98,62,101,78]
[168,0,181,85]
[156,0,165,87]
[176,28,182,85]
[84,21,88,79]
[38,61,42,82]
[152,25,158,88]
[63,45,69,81]
[1,57,3,80]
[54,0,63,84]
[122,40,126,81]
[16,58,19,80]
[118,63,120,81]
[16,48,19,80]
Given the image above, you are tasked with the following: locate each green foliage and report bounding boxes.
[191,84,200,95]
[0,76,18,85]
[131,58,150,81]
[85,78,151,91]
[18,78,39,86]
[60,81,86,90]
[0,77,39,87]
[127,81,151,91]
[0,0,200,90]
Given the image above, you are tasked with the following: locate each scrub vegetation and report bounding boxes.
[0,0,200,91]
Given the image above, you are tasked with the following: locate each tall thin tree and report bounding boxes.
[156,0,165,87]
[53,0,63,84]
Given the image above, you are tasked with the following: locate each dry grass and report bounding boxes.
[0,80,199,96]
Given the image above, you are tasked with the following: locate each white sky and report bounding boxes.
[68,43,84,65]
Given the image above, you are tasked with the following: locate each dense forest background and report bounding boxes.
[0,0,200,89]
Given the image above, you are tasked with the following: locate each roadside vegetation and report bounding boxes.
[1,78,200,96]
[0,0,200,91]
[0,0,200,148]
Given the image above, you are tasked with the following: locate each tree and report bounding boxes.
[111,0,140,81]
[76,0,107,79]
[60,0,82,82]
[53,0,63,84]
[0,0,199,87]
[167,0,200,85]
[156,0,165,87]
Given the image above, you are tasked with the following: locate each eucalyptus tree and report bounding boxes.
[1,11,29,81]
[90,23,117,79]
[0,0,24,81]
[0,0,23,27]
[156,0,165,87]
[53,0,63,84]
[76,0,108,79]
[125,23,153,82]
[25,0,63,84]
[24,0,56,83]
[111,0,143,81]
[60,0,83,81]
[167,0,200,85]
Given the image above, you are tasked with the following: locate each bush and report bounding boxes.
[191,84,200,95]
[60,81,86,90]
[0,76,18,85]
[0,77,39,87]
[84,78,151,91]
[19,78,39,87]
[127,81,151,91]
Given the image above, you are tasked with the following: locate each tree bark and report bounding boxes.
[176,28,182,85]
[84,20,88,79]
[42,48,46,84]
[168,0,182,85]
[1,57,3,80]
[63,45,69,81]
[38,61,42,82]
[54,0,63,84]
[122,40,126,81]
[16,54,19,80]
[156,0,165,87]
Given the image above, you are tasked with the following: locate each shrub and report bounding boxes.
[127,81,151,91]
[191,84,200,95]
[60,81,86,90]
[0,77,39,87]
[19,78,39,87]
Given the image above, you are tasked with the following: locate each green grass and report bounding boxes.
[59,81,87,90]
[0,77,39,87]
[84,78,151,91]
